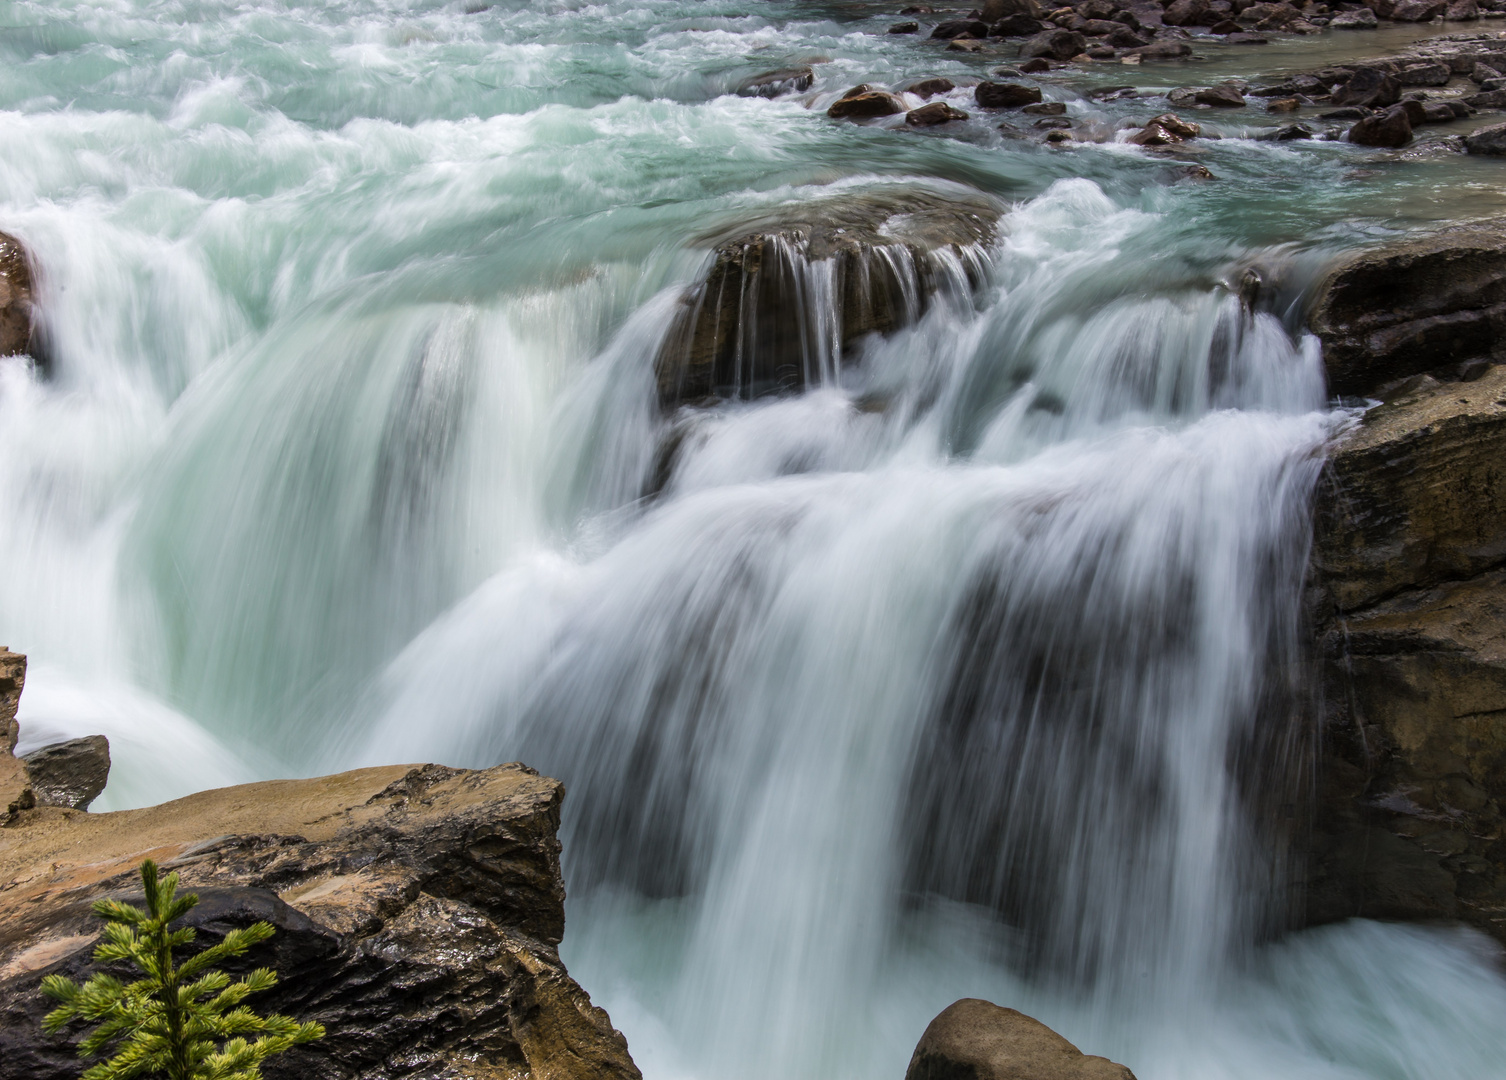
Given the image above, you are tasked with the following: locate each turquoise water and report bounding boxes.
[3,2,1506,1078]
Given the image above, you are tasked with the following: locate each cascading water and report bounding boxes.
[4,1,1506,1077]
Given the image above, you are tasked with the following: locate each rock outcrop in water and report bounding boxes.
[905,999,1136,1080]
[1307,228,1506,940]
[655,190,997,409]
[0,747,640,1080]
[0,232,36,361]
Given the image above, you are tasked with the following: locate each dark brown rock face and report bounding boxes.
[975,81,1044,107]
[1308,223,1506,398]
[1020,29,1087,59]
[0,761,640,1080]
[0,234,35,360]
[655,191,998,409]
[21,736,110,810]
[1348,104,1413,148]
[907,102,970,125]
[0,650,29,820]
[1307,366,1506,941]
[905,999,1136,1080]
[828,91,907,119]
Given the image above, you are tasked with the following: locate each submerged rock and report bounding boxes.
[905,999,1136,1080]
[21,736,110,810]
[737,66,815,98]
[655,191,998,408]
[0,759,640,1080]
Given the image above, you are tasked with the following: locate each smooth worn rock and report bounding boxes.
[1195,81,1247,106]
[948,37,989,51]
[0,234,35,361]
[982,0,1045,19]
[1308,367,1506,942]
[828,91,907,118]
[1023,100,1067,114]
[932,18,991,37]
[1348,104,1413,146]
[975,81,1045,107]
[21,736,109,811]
[907,102,971,124]
[655,191,997,408]
[1308,222,1506,398]
[1260,122,1314,139]
[0,650,29,821]
[1163,0,1210,24]
[1448,0,1482,16]
[1391,0,1446,16]
[1267,96,1301,112]
[905,999,1136,1080]
[1021,28,1088,58]
[1465,119,1506,151]
[1105,25,1151,44]
[737,66,815,98]
[906,77,957,98]
[0,761,641,1080]
[1330,6,1380,23]
[1123,39,1193,57]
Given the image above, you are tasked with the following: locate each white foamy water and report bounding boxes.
[2,2,1504,1078]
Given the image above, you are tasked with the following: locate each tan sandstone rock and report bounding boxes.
[0,649,31,821]
[0,760,640,1080]
[905,999,1135,1080]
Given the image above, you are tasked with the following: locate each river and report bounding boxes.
[2,1,1505,1077]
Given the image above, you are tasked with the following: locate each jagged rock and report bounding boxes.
[1332,68,1401,108]
[1307,366,1506,941]
[1259,122,1314,138]
[932,18,991,37]
[1466,87,1506,107]
[1123,39,1193,57]
[21,737,110,811]
[1348,103,1414,146]
[655,191,998,408]
[975,81,1044,107]
[1163,0,1209,24]
[0,650,29,821]
[0,234,35,361]
[905,999,1136,1080]
[1396,60,1451,85]
[1105,25,1151,44]
[737,67,815,98]
[907,102,971,124]
[1020,28,1088,58]
[1391,0,1446,16]
[1330,7,1380,23]
[1447,0,1482,16]
[0,761,641,1080]
[1195,81,1247,106]
[1308,222,1506,397]
[828,91,907,118]
[992,13,1049,33]
[1465,119,1506,151]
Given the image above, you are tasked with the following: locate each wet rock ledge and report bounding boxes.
[0,676,639,1080]
[656,188,999,409]
[1305,226,1506,940]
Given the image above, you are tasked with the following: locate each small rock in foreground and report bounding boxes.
[905,999,1136,1080]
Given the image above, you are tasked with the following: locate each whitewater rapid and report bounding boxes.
[3,1,1506,1077]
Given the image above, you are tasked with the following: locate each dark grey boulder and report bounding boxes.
[1020,28,1087,59]
[1465,120,1506,152]
[21,736,109,811]
[1348,104,1413,147]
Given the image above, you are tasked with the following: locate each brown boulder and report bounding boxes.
[905,999,1136,1080]
[829,91,907,119]
[0,760,640,1080]
[907,102,971,124]
[906,77,957,98]
[1195,81,1246,106]
[0,650,29,821]
[976,81,1045,107]
[1307,222,1506,398]
[0,235,34,360]
[1331,68,1400,108]
[655,191,998,408]
[982,0,1045,18]
[1020,28,1088,58]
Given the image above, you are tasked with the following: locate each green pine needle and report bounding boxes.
[40,859,324,1080]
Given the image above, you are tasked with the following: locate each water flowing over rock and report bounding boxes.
[0,761,639,1080]
[905,1000,1136,1080]
[654,191,998,408]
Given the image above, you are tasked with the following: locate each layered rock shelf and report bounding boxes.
[0,687,639,1080]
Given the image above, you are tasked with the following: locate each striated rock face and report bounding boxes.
[0,650,30,820]
[0,761,641,1080]
[1307,364,1506,940]
[905,999,1136,1080]
[1308,223,1506,399]
[655,190,998,409]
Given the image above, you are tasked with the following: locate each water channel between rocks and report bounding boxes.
[2,1,1505,1078]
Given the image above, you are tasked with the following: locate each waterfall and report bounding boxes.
[4,1,1506,1077]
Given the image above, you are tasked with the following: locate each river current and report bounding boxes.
[4,1,1506,1077]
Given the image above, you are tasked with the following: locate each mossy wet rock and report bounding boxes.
[655,191,998,409]
[905,999,1135,1080]
[1308,367,1506,941]
[0,761,640,1080]
[1308,222,1506,398]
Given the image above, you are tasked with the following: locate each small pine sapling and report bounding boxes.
[40,858,324,1080]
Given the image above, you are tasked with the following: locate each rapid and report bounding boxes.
[2,0,1505,1077]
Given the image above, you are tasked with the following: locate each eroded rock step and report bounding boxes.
[655,188,1000,410]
